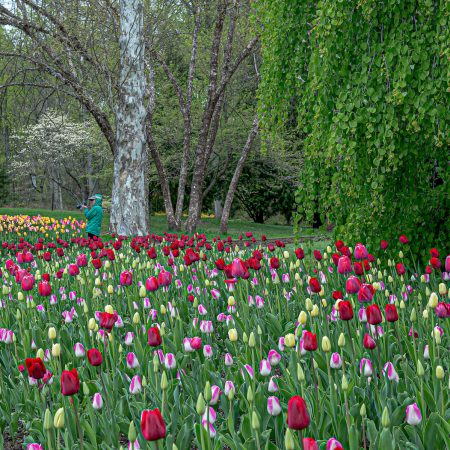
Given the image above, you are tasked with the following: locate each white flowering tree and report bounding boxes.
[10,109,108,209]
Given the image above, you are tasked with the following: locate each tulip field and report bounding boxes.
[0,214,449,450]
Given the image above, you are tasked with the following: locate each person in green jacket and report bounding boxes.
[81,194,103,239]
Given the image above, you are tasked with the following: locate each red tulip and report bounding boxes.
[148,327,162,346]
[43,251,51,261]
[87,348,103,366]
[215,258,226,270]
[358,284,375,302]
[231,258,247,278]
[380,240,388,250]
[399,235,409,244]
[295,248,305,260]
[158,270,172,287]
[68,263,80,276]
[99,312,118,332]
[21,274,35,291]
[145,276,159,292]
[430,257,441,270]
[303,331,317,351]
[270,257,280,269]
[141,408,166,441]
[332,290,343,300]
[313,250,322,261]
[303,437,319,450]
[119,270,133,286]
[287,396,310,430]
[60,368,80,396]
[430,248,439,258]
[353,261,364,276]
[38,281,52,297]
[147,247,157,259]
[396,262,406,276]
[335,240,345,251]
[337,256,352,274]
[385,304,398,322]
[25,357,46,379]
[366,304,382,325]
[92,258,102,269]
[363,333,376,349]
[346,276,361,294]
[354,243,368,260]
[309,278,321,294]
[338,301,354,320]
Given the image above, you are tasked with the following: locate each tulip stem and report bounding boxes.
[310,354,319,412]
[362,418,367,450]
[47,429,53,450]
[56,429,61,450]
[71,398,84,450]
[298,430,304,450]
[346,321,356,360]
[99,369,113,421]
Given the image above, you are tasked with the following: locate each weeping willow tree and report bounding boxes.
[258,0,449,255]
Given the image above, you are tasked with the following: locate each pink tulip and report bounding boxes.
[259,359,271,377]
[126,352,140,369]
[202,407,217,424]
[278,337,285,351]
[337,256,352,274]
[268,376,279,392]
[383,362,399,382]
[27,444,44,450]
[224,381,235,397]
[201,420,216,438]
[210,385,221,405]
[190,337,202,350]
[130,375,142,394]
[198,304,207,315]
[406,403,422,425]
[124,332,135,346]
[203,345,213,358]
[327,438,344,450]
[268,349,281,366]
[183,338,193,352]
[354,243,368,260]
[224,353,233,366]
[164,353,176,370]
[424,345,429,359]
[359,358,373,377]
[92,393,103,410]
[267,396,282,416]
[74,343,85,358]
[330,352,342,369]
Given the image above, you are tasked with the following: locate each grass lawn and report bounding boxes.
[0,207,330,242]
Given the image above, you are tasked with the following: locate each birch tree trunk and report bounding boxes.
[110,0,149,236]
[220,115,258,233]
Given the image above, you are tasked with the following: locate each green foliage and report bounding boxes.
[258,0,449,256]
[235,156,296,224]
[0,162,9,206]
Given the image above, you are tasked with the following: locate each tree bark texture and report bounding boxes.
[220,115,258,233]
[110,0,149,236]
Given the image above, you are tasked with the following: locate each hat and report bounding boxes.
[88,195,96,200]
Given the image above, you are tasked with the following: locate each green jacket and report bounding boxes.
[84,194,103,236]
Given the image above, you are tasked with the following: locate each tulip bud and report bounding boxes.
[298,311,307,325]
[297,363,305,383]
[342,374,349,391]
[257,325,262,336]
[311,305,319,317]
[283,251,290,259]
[44,408,53,431]
[410,308,416,322]
[161,371,168,390]
[295,272,301,280]
[338,333,346,347]
[15,309,21,320]
[243,332,248,344]
[360,404,366,417]
[247,386,253,403]
[227,296,235,306]
[305,298,313,311]
[438,283,447,295]
[52,343,61,357]
[153,354,160,373]
[83,303,89,314]
[285,429,295,450]
[248,332,256,348]
[83,382,90,396]
[18,292,24,301]
[54,407,65,429]
[417,360,424,377]
[203,381,212,402]
[88,318,96,330]
[160,304,167,315]
[128,421,137,443]
[196,393,206,415]
[436,366,444,380]
[251,411,260,430]
[381,406,390,428]
[132,312,140,324]
[139,286,146,298]
[422,309,428,319]
[322,336,331,353]
[434,330,441,345]
[284,333,295,348]
[142,376,147,387]
[400,300,406,310]
[428,292,438,308]
[36,348,44,360]
[228,329,238,342]
[48,327,56,340]
[107,285,114,294]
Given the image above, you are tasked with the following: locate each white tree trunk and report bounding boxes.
[110,0,149,236]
